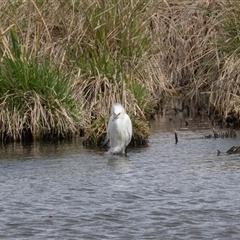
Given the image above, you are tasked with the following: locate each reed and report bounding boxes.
[149,0,240,127]
[209,0,240,125]
[150,1,220,97]
[0,57,84,141]
[1,0,240,144]
[0,26,84,141]
[0,0,156,144]
[72,0,156,145]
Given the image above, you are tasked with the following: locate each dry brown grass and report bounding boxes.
[210,56,240,119]
[1,0,240,143]
[147,0,240,126]
[150,0,219,92]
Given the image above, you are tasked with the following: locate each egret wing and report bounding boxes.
[124,114,132,146]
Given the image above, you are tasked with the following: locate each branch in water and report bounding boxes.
[175,130,178,144]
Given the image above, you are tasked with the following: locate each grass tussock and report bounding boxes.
[0,57,84,141]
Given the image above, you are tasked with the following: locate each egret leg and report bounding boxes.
[125,146,128,157]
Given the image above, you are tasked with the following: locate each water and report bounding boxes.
[0,116,240,239]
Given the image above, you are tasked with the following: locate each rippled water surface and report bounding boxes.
[1,116,240,239]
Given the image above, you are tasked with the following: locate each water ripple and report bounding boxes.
[0,121,240,239]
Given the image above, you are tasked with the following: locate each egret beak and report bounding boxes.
[112,112,120,121]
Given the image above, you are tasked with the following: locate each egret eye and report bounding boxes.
[113,112,120,118]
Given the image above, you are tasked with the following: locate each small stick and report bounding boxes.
[175,130,178,144]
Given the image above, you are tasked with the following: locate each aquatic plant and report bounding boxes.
[148,0,240,128]
[1,0,240,145]
[0,57,84,141]
[0,0,155,144]
[209,1,240,126]
[0,26,84,141]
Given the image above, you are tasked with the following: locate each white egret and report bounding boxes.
[107,103,132,156]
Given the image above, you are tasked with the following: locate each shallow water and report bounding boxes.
[0,116,240,239]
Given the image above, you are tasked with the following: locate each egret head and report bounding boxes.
[111,103,125,120]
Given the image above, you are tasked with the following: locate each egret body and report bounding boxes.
[107,103,132,156]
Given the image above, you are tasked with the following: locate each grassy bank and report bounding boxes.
[0,0,239,144]
[156,0,240,127]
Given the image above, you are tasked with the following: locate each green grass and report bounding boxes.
[214,1,240,56]
[0,57,82,141]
